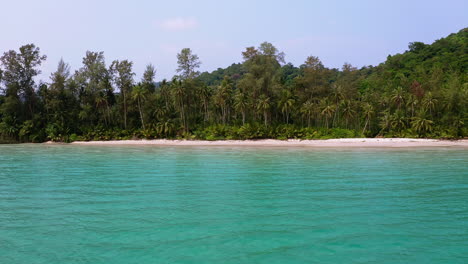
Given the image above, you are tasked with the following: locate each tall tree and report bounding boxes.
[45,59,78,136]
[110,60,134,129]
[75,51,112,127]
[0,44,46,119]
[171,77,187,132]
[234,90,248,125]
[297,56,327,100]
[176,48,201,80]
[256,94,271,126]
[214,77,232,124]
[300,100,315,127]
[240,42,285,123]
[132,85,147,130]
[142,64,156,93]
[1,28,467,142]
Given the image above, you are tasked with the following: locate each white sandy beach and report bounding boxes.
[59,138,468,148]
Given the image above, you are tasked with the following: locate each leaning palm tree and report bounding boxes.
[132,85,147,130]
[378,111,392,136]
[361,103,374,134]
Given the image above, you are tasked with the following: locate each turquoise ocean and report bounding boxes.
[0,145,467,263]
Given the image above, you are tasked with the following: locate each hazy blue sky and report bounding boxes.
[1,0,466,82]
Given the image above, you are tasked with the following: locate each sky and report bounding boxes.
[1,0,466,83]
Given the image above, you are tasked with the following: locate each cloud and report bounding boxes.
[157,17,199,31]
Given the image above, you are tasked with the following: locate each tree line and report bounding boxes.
[0,28,466,142]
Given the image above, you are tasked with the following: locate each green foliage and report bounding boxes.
[0,29,466,143]
[190,124,361,140]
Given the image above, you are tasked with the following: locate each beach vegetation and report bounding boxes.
[0,29,466,142]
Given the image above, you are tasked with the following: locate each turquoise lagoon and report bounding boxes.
[0,145,467,263]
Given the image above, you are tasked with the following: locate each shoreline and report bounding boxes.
[42,138,468,148]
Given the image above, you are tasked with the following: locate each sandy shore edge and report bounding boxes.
[42,138,468,148]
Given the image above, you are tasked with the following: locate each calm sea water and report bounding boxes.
[0,145,467,264]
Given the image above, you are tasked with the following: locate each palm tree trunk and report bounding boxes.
[362,117,369,135]
[181,103,187,133]
[138,98,145,130]
[106,101,112,126]
[123,92,127,129]
[333,106,338,127]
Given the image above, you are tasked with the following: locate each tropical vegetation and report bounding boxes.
[0,28,466,143]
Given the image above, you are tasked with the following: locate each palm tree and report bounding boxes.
[78,103,94,126]
[154,104,168,122]
[278,90,295,124]
[234,91,248,125]
[0,119,18,139]
[132,85,147,130]
[411,115,434,137]
[320,99,335,129]
[156,119,175,138]
[159,80,171,109]
[300,100,315,127]
[331,84,344,126]
[422,92,438,117]
[451,116,465,137]
[390,110,406,132]
[171,78,187,132]
[406,94,419,118]
[391,86,406,111]
[341,100,356,129]
[95,92,108,126]
[361,103,374,134]
[379,111,392,136]
[214,81,232,124]
[256,95,271,126]
[199,85,212,122]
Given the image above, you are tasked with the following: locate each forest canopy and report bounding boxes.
[0,28,466,143]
